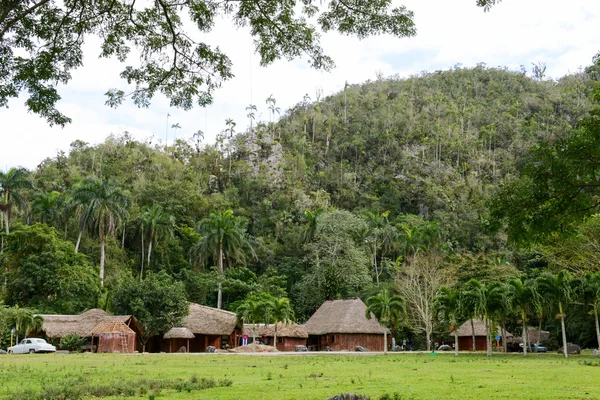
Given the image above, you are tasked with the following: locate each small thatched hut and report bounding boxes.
[164,327,195,353]
[243,323,308,351]
[454,319,512,351]
[151,303,239,352]
[305,298,389,351]
[37,309,143,352]
[91,319,136,353]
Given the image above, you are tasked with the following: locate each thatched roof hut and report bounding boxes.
[506,327,550,344]
[243,323,308,338]
[305,298,389,335]
[164,327,195,339]
[453,319,512,338]
[184,303,237,335]
[163,327,195,353]
[40,309,110,338]
[91,319,136,354]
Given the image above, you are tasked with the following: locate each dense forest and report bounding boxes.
[3,63,600,351]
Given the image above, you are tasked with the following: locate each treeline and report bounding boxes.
[2,64,600,350]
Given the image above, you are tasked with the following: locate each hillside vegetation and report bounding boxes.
[2,64,600,348]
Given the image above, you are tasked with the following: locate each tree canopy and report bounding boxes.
[1,0,499,126]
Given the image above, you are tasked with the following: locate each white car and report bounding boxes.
[7,338,56,354]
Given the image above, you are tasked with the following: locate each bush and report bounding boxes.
[60,334,85,352]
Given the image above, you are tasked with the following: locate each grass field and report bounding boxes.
[1,352,600,400]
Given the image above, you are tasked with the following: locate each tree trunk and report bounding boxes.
[454,329,459,356]
[535,316,542,353]
[100,230,105,286]
[147,235,153,271]
[559,302,568,359]
[425,329,431,352]
[486,317,492,357]
[273,324,278,352]
[217,242,224,309]
[594,305,600,350]
[383,329,388,354]
[521,311,528,356]
[140,227,144,281]
[4,209,9,234]
[252,323,257,353]
[470,318,476,352]
[502,325,507,353]
[75,230,83,253]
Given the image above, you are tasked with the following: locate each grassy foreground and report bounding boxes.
[1,352,600,399]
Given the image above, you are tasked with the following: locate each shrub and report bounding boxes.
[60,334,85,352]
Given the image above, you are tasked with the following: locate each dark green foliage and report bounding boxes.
[112,271,188,349]
[59,334,85,352]
[1,223,101,313]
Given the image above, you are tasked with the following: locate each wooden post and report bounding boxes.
[187,339,189,353]
[91,335,94,353]
[169,340,172,353]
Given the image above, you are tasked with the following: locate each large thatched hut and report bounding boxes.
[37,309,143,352]
[305,298,389,351]
[243,323,308,351]
[163,327,195,353]
[454,319,512,351]
[151,303,239,352]
[91,319,136,353]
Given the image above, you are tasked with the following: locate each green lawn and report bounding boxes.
[1,352,599,399]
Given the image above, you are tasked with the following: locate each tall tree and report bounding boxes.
[508,277,539,356]
[140,204,175,279]
[31,190,60,225]
[463,279,506,357]
[72,179,130,285]
[434,286,462,356]
[0,167,32,234]
[365,289,406,354]
[537,271,572,358]
[575,272,600,350]
[236,295,269,352]
[268,297,294,349]
[195,210,251,309]
[3,306,44,344]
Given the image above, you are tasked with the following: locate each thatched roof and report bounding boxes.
[304,298,390,335]
[40,309,140,338]
[453,319,513,338]
[41,309,109,338]
[164,327,195,339]
[243,323,308,338]
[183,303,237,336]
[91,319,135,335]
[506,327,550,344]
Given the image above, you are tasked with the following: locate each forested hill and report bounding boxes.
[2,65,597,324]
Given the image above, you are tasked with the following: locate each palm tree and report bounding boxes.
[195,210,251,309]
[463,279,506,357]
[434,286,462,356]
[171,123,182,141]
[5,307,44,343]
[236,298,264,352]
[537,270,572,358]
[365,289,406,354]
[0,167,33,234]
[363,210,393,285]
[269,297,294,350]
[246,104,257,132]
[31,190,60,224]
[141,204,175,279]
[576,272,600,350]
[301,208,323,244]
[508,277,539,356]
[72,179,130,285]
[225,118,236,138]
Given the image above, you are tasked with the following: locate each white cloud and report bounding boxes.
[1,0,599,170]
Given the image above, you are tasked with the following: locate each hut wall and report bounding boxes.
[96,333,135,353]
[458,336,488,351]
[275,337,306,351]
[311,333,384,351]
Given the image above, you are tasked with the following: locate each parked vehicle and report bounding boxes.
[518,343,548,353]
[7,338,56,354]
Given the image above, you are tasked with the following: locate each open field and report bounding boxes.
[1,352,600,400]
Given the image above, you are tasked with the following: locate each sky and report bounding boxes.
[1,0,600,170]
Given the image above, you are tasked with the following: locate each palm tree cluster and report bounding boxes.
[236,294,294,352]
[433,270,600,358]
